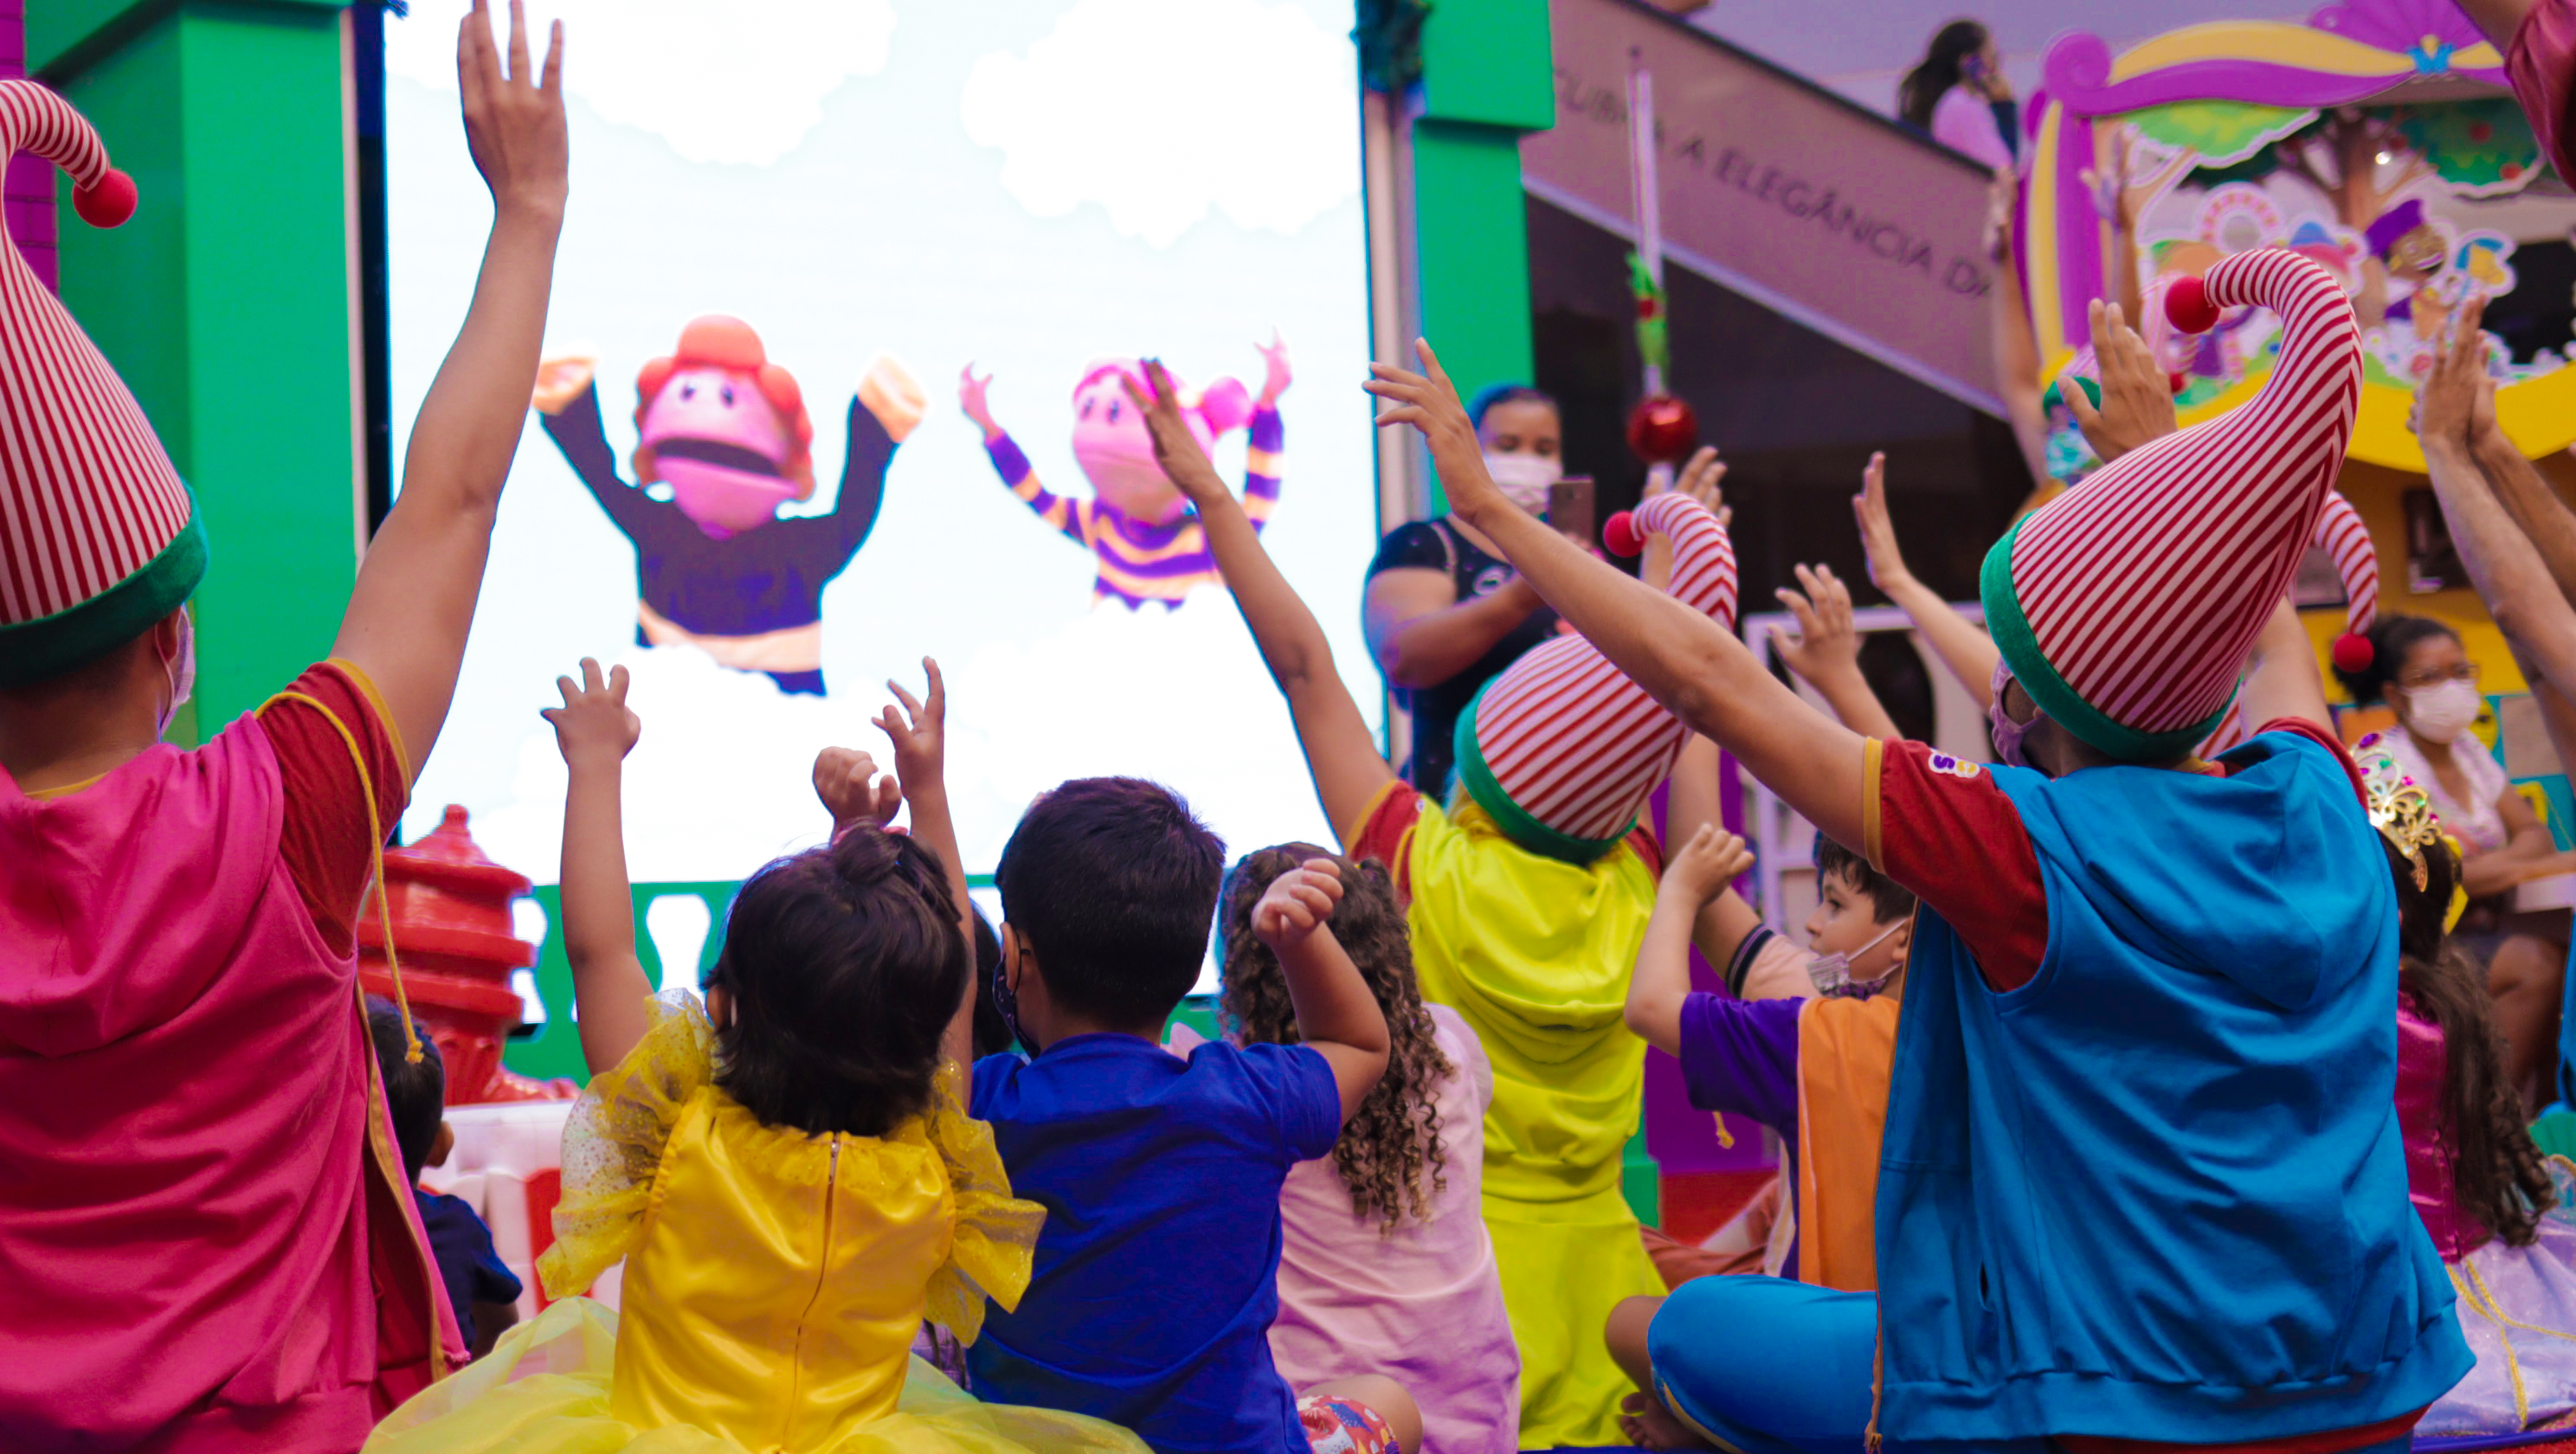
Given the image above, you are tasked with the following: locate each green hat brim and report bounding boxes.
[1452,675,1636,865]
[0,508,206,689]
[1979,513,2231,763]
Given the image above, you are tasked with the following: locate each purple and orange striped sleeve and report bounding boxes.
[1242,406,1284,535]
[985,431,1092,545]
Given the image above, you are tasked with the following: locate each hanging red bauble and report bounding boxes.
[1626,393,1699,465]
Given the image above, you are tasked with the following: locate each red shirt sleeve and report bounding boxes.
[1344,782,1426,906]
[254,660,411,955]
[1866,738,2049,993]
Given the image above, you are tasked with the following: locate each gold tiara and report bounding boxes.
[2354,733,2443,892]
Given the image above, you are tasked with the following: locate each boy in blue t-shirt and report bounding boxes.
[969,777,1414,1454]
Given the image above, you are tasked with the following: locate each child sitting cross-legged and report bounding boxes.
[366,658,1147,1454]
[1203,845,1517,1454]
[969,782,1419,1454]
[1606,825,1916,1448]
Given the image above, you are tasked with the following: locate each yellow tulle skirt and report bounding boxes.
[364,1299,1150,1454]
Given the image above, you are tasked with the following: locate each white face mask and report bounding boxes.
[156,611,196,739]
[1484,451,1562,513]
[2403,678,2483,744]
[1806,917,1907,1000]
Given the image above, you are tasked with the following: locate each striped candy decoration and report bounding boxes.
[1456,491,1736,861]
[0,80,197,689]
[1984,247,2360,761]
[2194,490,2378,759]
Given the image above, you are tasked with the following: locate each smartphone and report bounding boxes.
[1548,476,1598,546]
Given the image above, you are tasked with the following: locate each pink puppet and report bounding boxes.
[962,337,1290,608]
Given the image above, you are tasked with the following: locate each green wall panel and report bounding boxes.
[51,0,357,741]
[1413,119,1537,514]
[1417,0,1555,129]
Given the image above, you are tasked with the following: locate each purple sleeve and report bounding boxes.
[986,433,1035,485]
[1676,992,1804,1136]
[1242,405,1283,535]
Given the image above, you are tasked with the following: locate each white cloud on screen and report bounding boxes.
[383,0,896,165]
[959,0,1357,246]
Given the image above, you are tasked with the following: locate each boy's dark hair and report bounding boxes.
[995,777,1226,1028]
[1815,835,1917,924]
[705,823,969,1137]
[969,904,1014,1058]
[367,998,447,1182]
[2332,614,2461,705]
[1220,845,1451,1232]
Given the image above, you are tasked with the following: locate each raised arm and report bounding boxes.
[1982,174,2054,488]
[2059,299,2179,466]
[1663,734,1771,975]
[1854,453,2000,709]
[1627,823,1756,1058]
[333,0,566,769]
[2470,409,2576,608]
[1773,563,1903,741]
[1127,364,1396,842]
[2236,595,2332,736]
[2416,298,2576,694]
[540,659,654,1076]
[1370,344,1869,850]
[1253,859,1389,1123]
[872,659,978,1079]
[962,364,1090,545]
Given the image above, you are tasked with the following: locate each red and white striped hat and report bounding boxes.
[1982,248,2360,761]
[0,80,192,690]
[2195,490,2378,758]
[1453,491,1736,861]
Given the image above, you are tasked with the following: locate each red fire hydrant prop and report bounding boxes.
[360,805,576,1105]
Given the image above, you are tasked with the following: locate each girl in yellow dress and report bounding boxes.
[367,659,1144,1454]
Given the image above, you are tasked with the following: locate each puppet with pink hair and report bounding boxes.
[961,336,1290,608]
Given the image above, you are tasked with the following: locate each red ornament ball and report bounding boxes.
[2168,371,2186,396]
[2331,633,2375,675]
[73,169,137,229]
[1603,510,1645,558]
[2165,274,2221,335]
[1626,393,1699,465]
[2470,121,2493,142]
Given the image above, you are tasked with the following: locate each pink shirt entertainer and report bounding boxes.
[0,83,457,1453]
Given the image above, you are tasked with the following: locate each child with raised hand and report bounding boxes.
[966,778,1407,1454]
[367,659,1147,1454]
[1372,247,2465,1451]
[1213,845,1516,1454]
[1608,822,1916,1448]
[2,6,563,1438]
[1119,361,1719,1446]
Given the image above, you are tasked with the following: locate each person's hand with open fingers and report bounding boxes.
[1664,446,1730,529]
[1253,857,1347,953]
[1774,564,1864,687]
[1366,341,1497,520]
[1853,453,1913,593]
[2414,294,2490,449]
[2059,299,2176,465]
[542,658,639,766]
[874,657,949,795]
[813,747,902,832]
[459,0,568,218]
[1665,822,1755,909]
[959,364,1002,441]
[1123,360,1233,511]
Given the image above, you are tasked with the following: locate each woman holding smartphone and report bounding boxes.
[1899,20,2016,170]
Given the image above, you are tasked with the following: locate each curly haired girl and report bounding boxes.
[1215,845,1521,1454]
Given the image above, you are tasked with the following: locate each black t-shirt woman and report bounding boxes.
[1363,385,1565,794]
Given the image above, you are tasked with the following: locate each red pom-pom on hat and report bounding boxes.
[2166,274,2221,334]
[72,168,135,228]
[2332,633,2375,675]
[1603,510,1645,558]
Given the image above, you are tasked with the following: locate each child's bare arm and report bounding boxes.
[1629,824,1754,1057]
[1662,737,1768,973]
[1126,364,1396,844]
[1855,453,2000,709]
[873,659,979,1079]
[1254,859,1390,1123]
[334,0,566,768]
[540,659,653,1076]
[1774,563,1904,741]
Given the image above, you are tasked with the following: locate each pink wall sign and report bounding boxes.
[1523,0,2003,413]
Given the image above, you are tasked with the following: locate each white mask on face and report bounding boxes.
[156,612,196,739]
[1484,451,1562,513]
[2403,678,2483,744]
[1806,917,1907,1000]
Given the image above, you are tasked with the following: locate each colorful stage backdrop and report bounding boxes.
[383,0,1381,1024]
